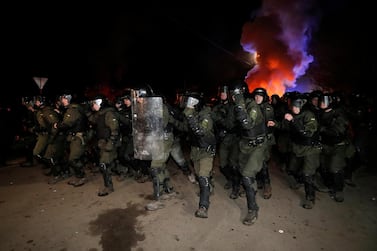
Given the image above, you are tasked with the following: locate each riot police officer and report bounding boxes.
[54,92,88,187]
[282,97,321,209]
[88,95,120,196]
[131,86,179,211]
[251,87,276,200]
[182,90,216,218]
[211,84,241,199]
[230,80,268,225]
[318,93,350,202]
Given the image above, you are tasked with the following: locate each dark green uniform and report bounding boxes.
[212,98,240,198]
[18,105,37,167]
[148,102,176,197]
[257,101,276,199]
[319,107,350,202]
[115,104,133,178]
[233,94,267,225]
[33,105,51,158]
[281,107,321,209]
[57,103,88,186]
[41,105,67,180]
[91,106,120,196]
[184,104,216,218]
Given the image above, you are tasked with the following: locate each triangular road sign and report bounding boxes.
[33,77,48,90]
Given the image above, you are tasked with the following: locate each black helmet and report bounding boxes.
[183,91,204,110]
[251,87,269,102]
[60,92,72,103]
[271,94,281,104]
[33,96,46,105]
[291,98,305,109]
[132,85,153,99]
[114,96,123,105]
[21,96,34,107]
[90,94,108,109]
[309,90,323,99]
[319,93,333,109]
[229,80,249,97]
[217,84,229,95]
[120,88,131,100]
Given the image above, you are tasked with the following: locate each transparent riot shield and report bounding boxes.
[131,92,164,160]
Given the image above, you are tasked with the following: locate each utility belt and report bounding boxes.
[246,136,265,147]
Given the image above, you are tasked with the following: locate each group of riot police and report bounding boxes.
[10,80,374,226]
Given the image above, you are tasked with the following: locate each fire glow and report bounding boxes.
[241,0,319,97]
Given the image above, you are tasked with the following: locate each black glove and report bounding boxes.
[234,106,247,123]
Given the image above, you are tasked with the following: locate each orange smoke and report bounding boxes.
[240,0,318,97]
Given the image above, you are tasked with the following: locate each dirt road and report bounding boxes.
[0,155,376,251]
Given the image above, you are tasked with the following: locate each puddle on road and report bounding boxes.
[89,202,147,251]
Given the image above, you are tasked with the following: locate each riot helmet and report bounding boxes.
[114,96,123,106]
[284,91,302,107]
[251,87,269,103]
[291,98,305,109]
[90,94,108,111]
[60,92,72,103]
[308,90,323,107]
[131,85,154,100]
[21,96,34,107]
[309,90,323,99]
[319,93,333,110]
[120,88,131,101]
[229,80,249,98]
[270,94,281,105]
[33,96,46,106]
[183,91,204,110]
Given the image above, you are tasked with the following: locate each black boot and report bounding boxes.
[229,169,241,199]
[163,177,174,194]
[260,161,272,199]
[145,168,165,211]
[242,176,259,225]
[98,163,114,196]
[47,158,66,184]
[115,158,128,181]
[180,162,196,183]
[179,162,191,175]
[220,165,232,189]
[344,157,357,187]
[195,176,210,218]
[333,171,345,202]
[67,160,87,187]
[286,170,300,190]
[303,175,316,209]
[150,168,162,200]
[136,160,151,183]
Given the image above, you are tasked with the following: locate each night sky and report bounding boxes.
[2,1,374,105]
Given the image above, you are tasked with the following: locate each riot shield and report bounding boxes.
[131,92,164,160]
